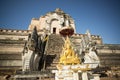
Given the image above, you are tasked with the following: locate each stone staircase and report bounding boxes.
[24,59,29,70]
[44,34,64,70]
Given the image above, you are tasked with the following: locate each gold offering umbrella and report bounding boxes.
[59,26,74,36]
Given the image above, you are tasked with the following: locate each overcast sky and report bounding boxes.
[0,0,120,44]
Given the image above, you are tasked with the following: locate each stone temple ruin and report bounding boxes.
[0,8,120,80]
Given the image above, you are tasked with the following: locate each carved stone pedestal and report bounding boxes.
[52,70,79,80]
[52,69,100,80]
[52,69,93,80]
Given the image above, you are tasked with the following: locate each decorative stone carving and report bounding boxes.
[79,30,100,69]
[84,47,100,68]
[22,27,48,71]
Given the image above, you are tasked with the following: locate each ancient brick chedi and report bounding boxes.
[0,8,120,79]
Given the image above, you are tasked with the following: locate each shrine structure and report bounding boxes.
[0,8,120,80]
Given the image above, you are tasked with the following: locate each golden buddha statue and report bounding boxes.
[59,36,81,65]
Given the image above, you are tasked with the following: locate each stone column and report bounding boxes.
[65,20,69,26]
[73,72,79,80]
[52,70,59,80]
[93,74,100,80]
[82,71,88,80]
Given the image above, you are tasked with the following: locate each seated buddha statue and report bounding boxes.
[59,36,80,65]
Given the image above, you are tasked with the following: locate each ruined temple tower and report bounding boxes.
[0,8,120,80]
[28,8,76,35]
